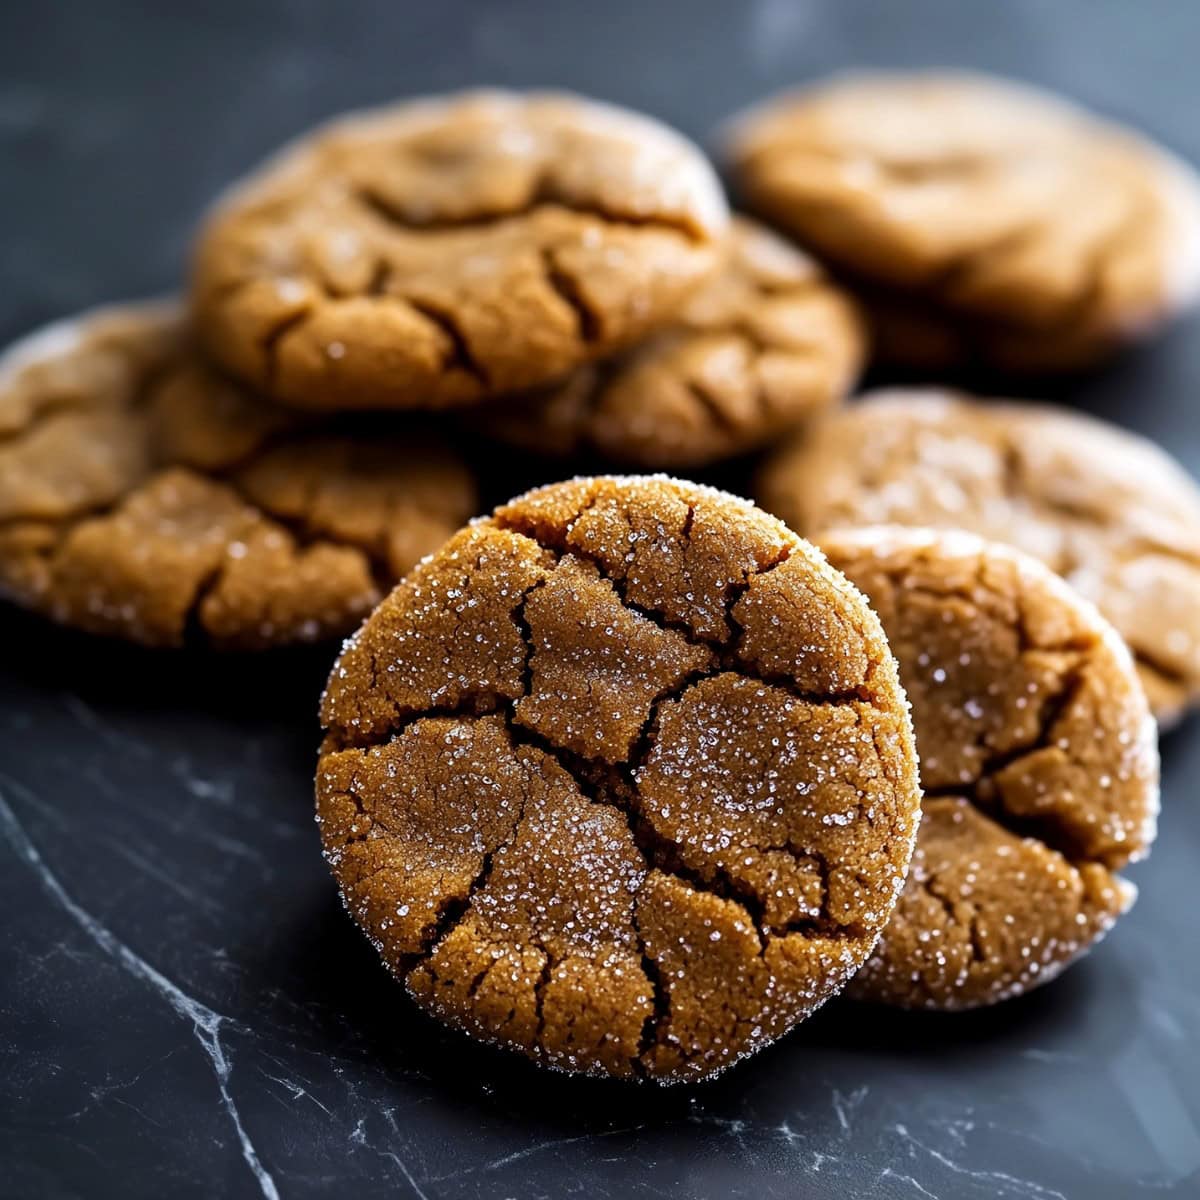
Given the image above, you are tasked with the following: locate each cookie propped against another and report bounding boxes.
[820,527,1159,1010]
[317,476,922,1082]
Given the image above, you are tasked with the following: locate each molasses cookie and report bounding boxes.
[821,527,1158,1009]
[192,90,729,412]
[317,476,921,1081]
[0,302,476,649]
[757,390,1200,724]
[725,71,1200,370]
[468,217,865,468]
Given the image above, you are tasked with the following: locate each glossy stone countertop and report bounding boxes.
[2,2,1199,1197]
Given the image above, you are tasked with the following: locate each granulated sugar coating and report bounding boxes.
[317,476,921,1082]
[0,301,475,648]
[467,216,865,469]
[191,90,728,412]
[821,527,1159,1010]
[757,389,1200,725]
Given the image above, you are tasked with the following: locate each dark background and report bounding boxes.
[2,2,1199,1198]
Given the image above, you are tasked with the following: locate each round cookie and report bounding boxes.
[467,217,865,468]
[725,71,1200,371]
[0,302,476,649]
[191,90,729,412]
[757,389,1200,725]
[820,527,1158,1010]
[317,476,921,1082]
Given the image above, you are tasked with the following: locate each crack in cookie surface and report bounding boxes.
[0,302,476,649]
[317,476,921,1081]
[819,527,1158,1010]
[191,90,729,412]
[466,216,866,468]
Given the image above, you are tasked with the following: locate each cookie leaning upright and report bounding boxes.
[468,216,866,468]
[190,91,729,412]
[317,476,921,1082]
[0,302,476,648]
[725,71,1200,370]
[821,527,1158,1010]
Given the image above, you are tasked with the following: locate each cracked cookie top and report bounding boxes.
[756,388,1200,725]
[725,71,1200,370]
[0,302,476,649]
[316,476,921,1082]
[190,90,729,412]
[466,216,865,468]
[821,527,1158,1010]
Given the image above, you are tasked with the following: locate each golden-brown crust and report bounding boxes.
[0,302,476,649]
[757,388,1200,724]
[317,476,921,1081]
[191,90,729,412]
[467,217,865,467]
[820,527,1158,1009]
[726,71,1200,370]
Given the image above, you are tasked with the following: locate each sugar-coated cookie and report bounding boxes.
[192,90,728,411]
[726,71,1200,370]
[822,527,1158,1009]
[317,476,920,1081]
[757,389,1200,724]
[0,302,475,648]
[469,217,864,468]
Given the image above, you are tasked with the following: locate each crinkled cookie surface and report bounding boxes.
[317,476,921,1081]
[821,527,1158,1009]
[727,71,1200,370]
[470,216,864,468]
[758,389,1200,724]
[192,90,729,411]
[0,302,475,648]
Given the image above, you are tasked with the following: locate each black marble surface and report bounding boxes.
[2,2,1200,1197]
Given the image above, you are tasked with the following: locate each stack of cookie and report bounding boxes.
[2,74,1197,1084]
[0,90,871,648]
